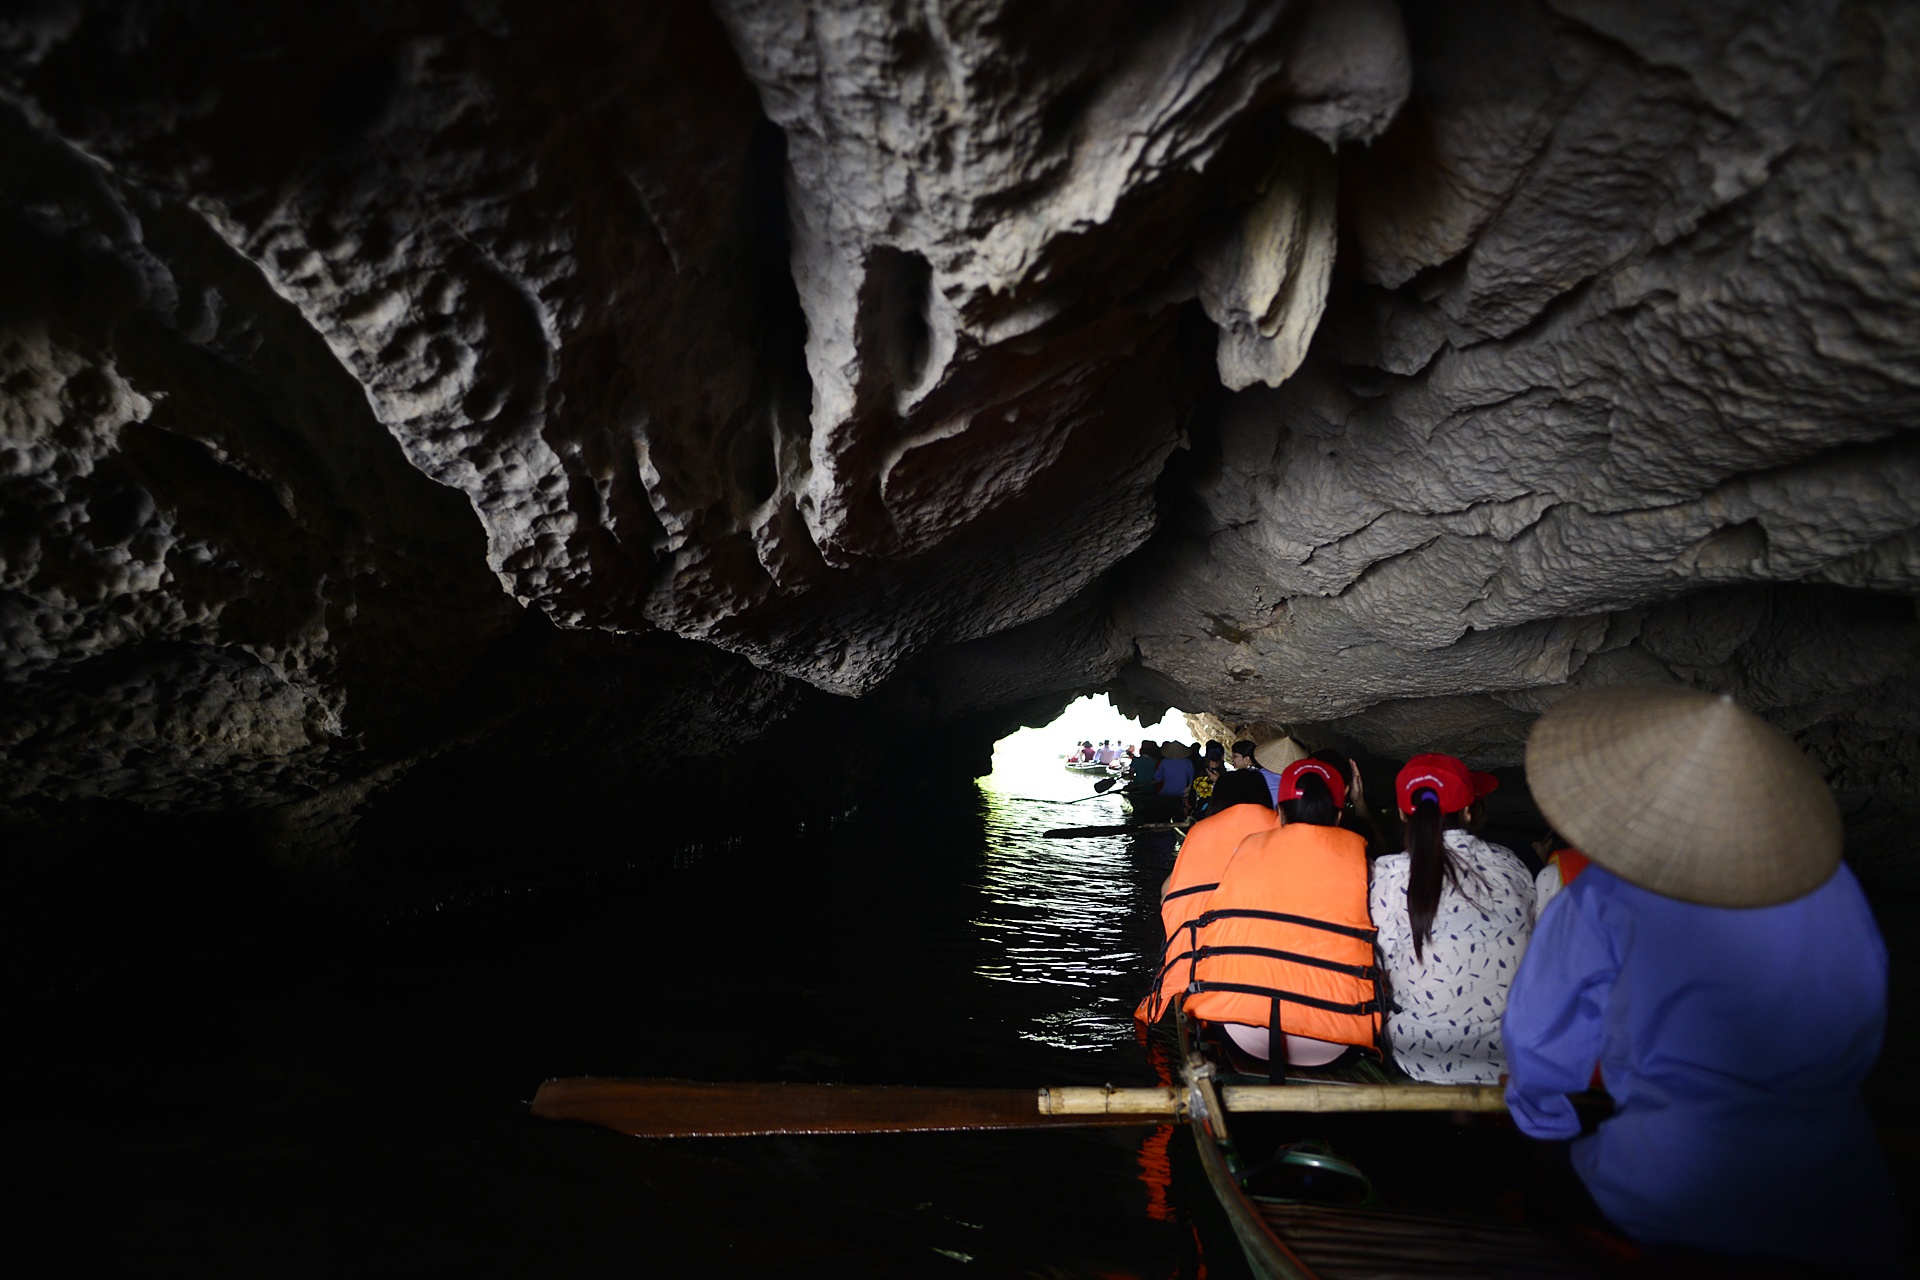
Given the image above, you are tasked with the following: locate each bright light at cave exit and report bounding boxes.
[983,695,1195,801]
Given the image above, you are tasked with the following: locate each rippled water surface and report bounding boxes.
[21,772,1246,1278]
[974,788,1160,1051]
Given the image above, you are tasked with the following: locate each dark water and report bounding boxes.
[23,779,1920,1277]
[20,782,1243,1278]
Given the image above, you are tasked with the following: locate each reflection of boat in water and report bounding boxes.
[1176,1013,1606,1279]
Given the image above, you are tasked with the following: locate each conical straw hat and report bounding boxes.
[1525,685,1842,908]
[1254,736,1306,772]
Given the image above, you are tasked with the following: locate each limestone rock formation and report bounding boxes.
[1,0,1916,884]
[1117,0,1920,862]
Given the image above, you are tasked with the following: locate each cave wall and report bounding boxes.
[1113,0,1920,883]
[2,0,1916,886]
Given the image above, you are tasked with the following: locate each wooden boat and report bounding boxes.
[1064,759,1114,774]
[1123,789,1185,822]
[1176,1014,1607,1279]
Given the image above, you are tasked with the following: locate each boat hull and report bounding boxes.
[1177,1015,1604,1279]
[1123,790,1183,822]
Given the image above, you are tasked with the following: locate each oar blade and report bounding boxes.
[530,1078,1151,1138]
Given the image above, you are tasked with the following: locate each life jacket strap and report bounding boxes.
[1269,996,1284,1084]
[1160,881,1218,904]
[1185,979,1382,1018]
[1193,943,1377,981]
[1196,906,1377,944]
[1155,947,1200,984]
[1139,914,1207,1026]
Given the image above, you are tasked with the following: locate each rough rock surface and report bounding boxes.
[1116,0,1920,883]
[1,0,1916,884]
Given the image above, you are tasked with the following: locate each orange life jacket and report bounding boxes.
[1134,802,1277,1024]
[1555,848,1591,883]
[1180,822,1381,1054]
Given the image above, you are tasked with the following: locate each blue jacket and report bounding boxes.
[1503,864,1902,1271]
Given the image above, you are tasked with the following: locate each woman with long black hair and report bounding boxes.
[1369,753,1533,1083]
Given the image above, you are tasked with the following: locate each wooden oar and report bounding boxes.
[1065,776,1124,802]
[1007,777,1127,806]
[530,1077,1507,1138]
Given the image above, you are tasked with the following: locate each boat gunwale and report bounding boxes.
[1177,1012,1613,1280]
[1181,1015,1324,1280]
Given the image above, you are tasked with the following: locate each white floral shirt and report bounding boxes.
[1369,831,1535,1084]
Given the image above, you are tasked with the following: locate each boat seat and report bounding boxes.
[1257,1202,1608,1278]
[1196,1019,1402,1086]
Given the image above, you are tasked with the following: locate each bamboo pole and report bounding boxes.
[1222,1082,1507,1113]
[1035,1082,1506,1116]
[530,1076,1509,1139]
[1036,1085,1184,1116]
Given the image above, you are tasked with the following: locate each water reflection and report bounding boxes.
[975,783,1176,1051]
[25,769,1209,1278]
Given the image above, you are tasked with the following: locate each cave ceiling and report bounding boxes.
[1,0,1917,879]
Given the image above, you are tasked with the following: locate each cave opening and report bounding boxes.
[983,694,1192,793]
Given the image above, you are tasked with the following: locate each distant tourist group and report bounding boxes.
[1134,687,1902,1273]
[1067,740,1128,765]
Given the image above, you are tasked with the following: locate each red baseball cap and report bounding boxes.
[1279,758,1347,810]
[1395,753,1496,814]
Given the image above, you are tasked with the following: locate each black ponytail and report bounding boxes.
[1278,771,1340,827]
[1404,790,1461,962]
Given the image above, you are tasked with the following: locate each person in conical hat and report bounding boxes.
[1229,738,1291,806]
[1503,685,1901,1273]
[1153,739,1195,798]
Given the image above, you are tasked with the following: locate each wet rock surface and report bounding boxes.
[1,0,1916,882]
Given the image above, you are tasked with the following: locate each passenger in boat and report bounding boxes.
[1229,739,1282,806]
[1154,740,1195,797]
[1504,687,1903,1273]
[1528,833,1589,923]
[1309,748,1388,857]
[1095,739,1117,765]
[1369,754,1533,1085]
[1134,769,1278,1025]
[1129,741,1159,789]
[1185,755,1223,820]
[1183,759,1380,1069]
